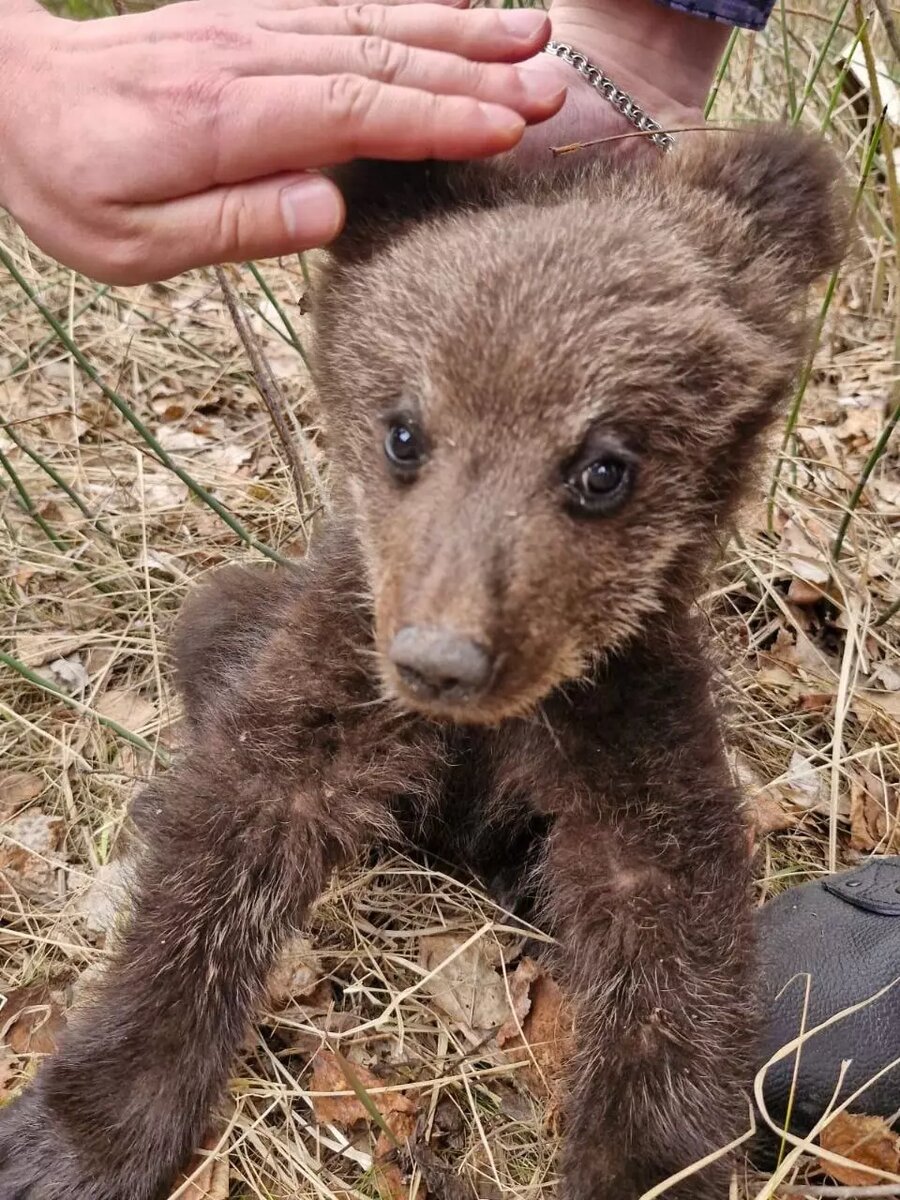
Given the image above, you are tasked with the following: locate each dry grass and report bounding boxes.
[1,2,898,1197]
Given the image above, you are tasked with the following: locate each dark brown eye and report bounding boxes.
[384,422,426,474]
[567,455,634,514]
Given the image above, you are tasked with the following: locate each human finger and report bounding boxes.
[234,34,564,122]
[213,77,538,182]
[257,4,550,62]
[113,172,345,284]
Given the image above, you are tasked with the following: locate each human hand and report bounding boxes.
[512,0,727,167]
[0,0,563,283]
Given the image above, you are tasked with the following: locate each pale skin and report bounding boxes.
[0,0,730,285]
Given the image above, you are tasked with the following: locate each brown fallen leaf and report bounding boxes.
[853,689,900,726]
[497,960,574,1104]
[849,766,898,852]
[266,936,332,1010]
[0,810,66,898]
[14,631,92,669]
[819,1112,900,1185]
[374,1109,421,1200]
[497,957,542,1044]
[731,755,799,836]
[418,934,507,1035]
[766,626,836,684]
[0,772,42,820]
[96,687,156,732]
[311,1056,424,1200]
[309,1050,416,1132]
[1,984,67,1057]
[750,791,798,836]
[788,577,826,606]
[780,517,831,586]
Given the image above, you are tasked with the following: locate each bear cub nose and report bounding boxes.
[389,626,492,702]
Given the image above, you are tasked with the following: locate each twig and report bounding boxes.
[550,122,751,156]
[214,265,308,518]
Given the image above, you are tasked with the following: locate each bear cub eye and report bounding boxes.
[566,453,635,516]
[384,420,427,476]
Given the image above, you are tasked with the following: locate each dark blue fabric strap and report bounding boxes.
[655,0,773,31]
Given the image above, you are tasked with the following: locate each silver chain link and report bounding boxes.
[542,41,674,154]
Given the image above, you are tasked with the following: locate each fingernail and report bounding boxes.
[517,70,567,108]
[479,102,526,138]
[280,176,343,243]
[498,9,546,39]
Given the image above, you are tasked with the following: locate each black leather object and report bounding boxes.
[754,856,900,1159]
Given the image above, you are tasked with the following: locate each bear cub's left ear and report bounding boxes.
[672,126,853,287]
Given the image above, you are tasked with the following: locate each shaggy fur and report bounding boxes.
[0,128,849,1200]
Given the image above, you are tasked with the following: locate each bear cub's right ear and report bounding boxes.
[323,159,497,266]
[673,126,853,287]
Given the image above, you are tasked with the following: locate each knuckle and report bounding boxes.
[358,35,404,83]
[213,187,255,256]
[325,73,374,123]
[170,70,231,119]
[343,4,385,37]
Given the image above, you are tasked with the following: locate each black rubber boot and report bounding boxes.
[754,856,900,1163]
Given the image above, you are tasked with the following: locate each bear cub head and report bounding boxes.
[313,129,850,725]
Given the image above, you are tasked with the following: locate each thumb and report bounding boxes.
[129,173,345,283]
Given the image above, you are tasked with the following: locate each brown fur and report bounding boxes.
[0,128,849,1200]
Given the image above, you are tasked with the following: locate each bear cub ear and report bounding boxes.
[674,126,853,286]
[323,159,499,266]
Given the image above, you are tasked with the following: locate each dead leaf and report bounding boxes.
[497,961,573,1103]
[849,766,898,852]
[45,655,90,696]
[140,477,189,511]
[853,689,900,726]
[731,755,800,836]
[780,518,831,586]
[96,688,156,732]
[819,1112,900,1185]
[418,934,507,1034]
[0,810,66,897]
[0,772,42,820]
[309,1050,416,1133]
[767,627,835,683]
[750,791,799,835]
[267,936,332,1010]
[870,662,900,692]
[787,577,825,606]
[1,985,66,1057]
[768,751,840,817]
[14,632,91,669]
[497,956,541,1043]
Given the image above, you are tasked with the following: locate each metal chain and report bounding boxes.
[542,40,675,153]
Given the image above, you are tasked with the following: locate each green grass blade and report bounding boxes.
[0,649,170,765]
[0,244,291,567]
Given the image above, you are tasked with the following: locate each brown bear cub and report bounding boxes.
[0,128,848,1200]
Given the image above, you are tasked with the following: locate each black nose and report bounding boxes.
[389,626,492,702]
